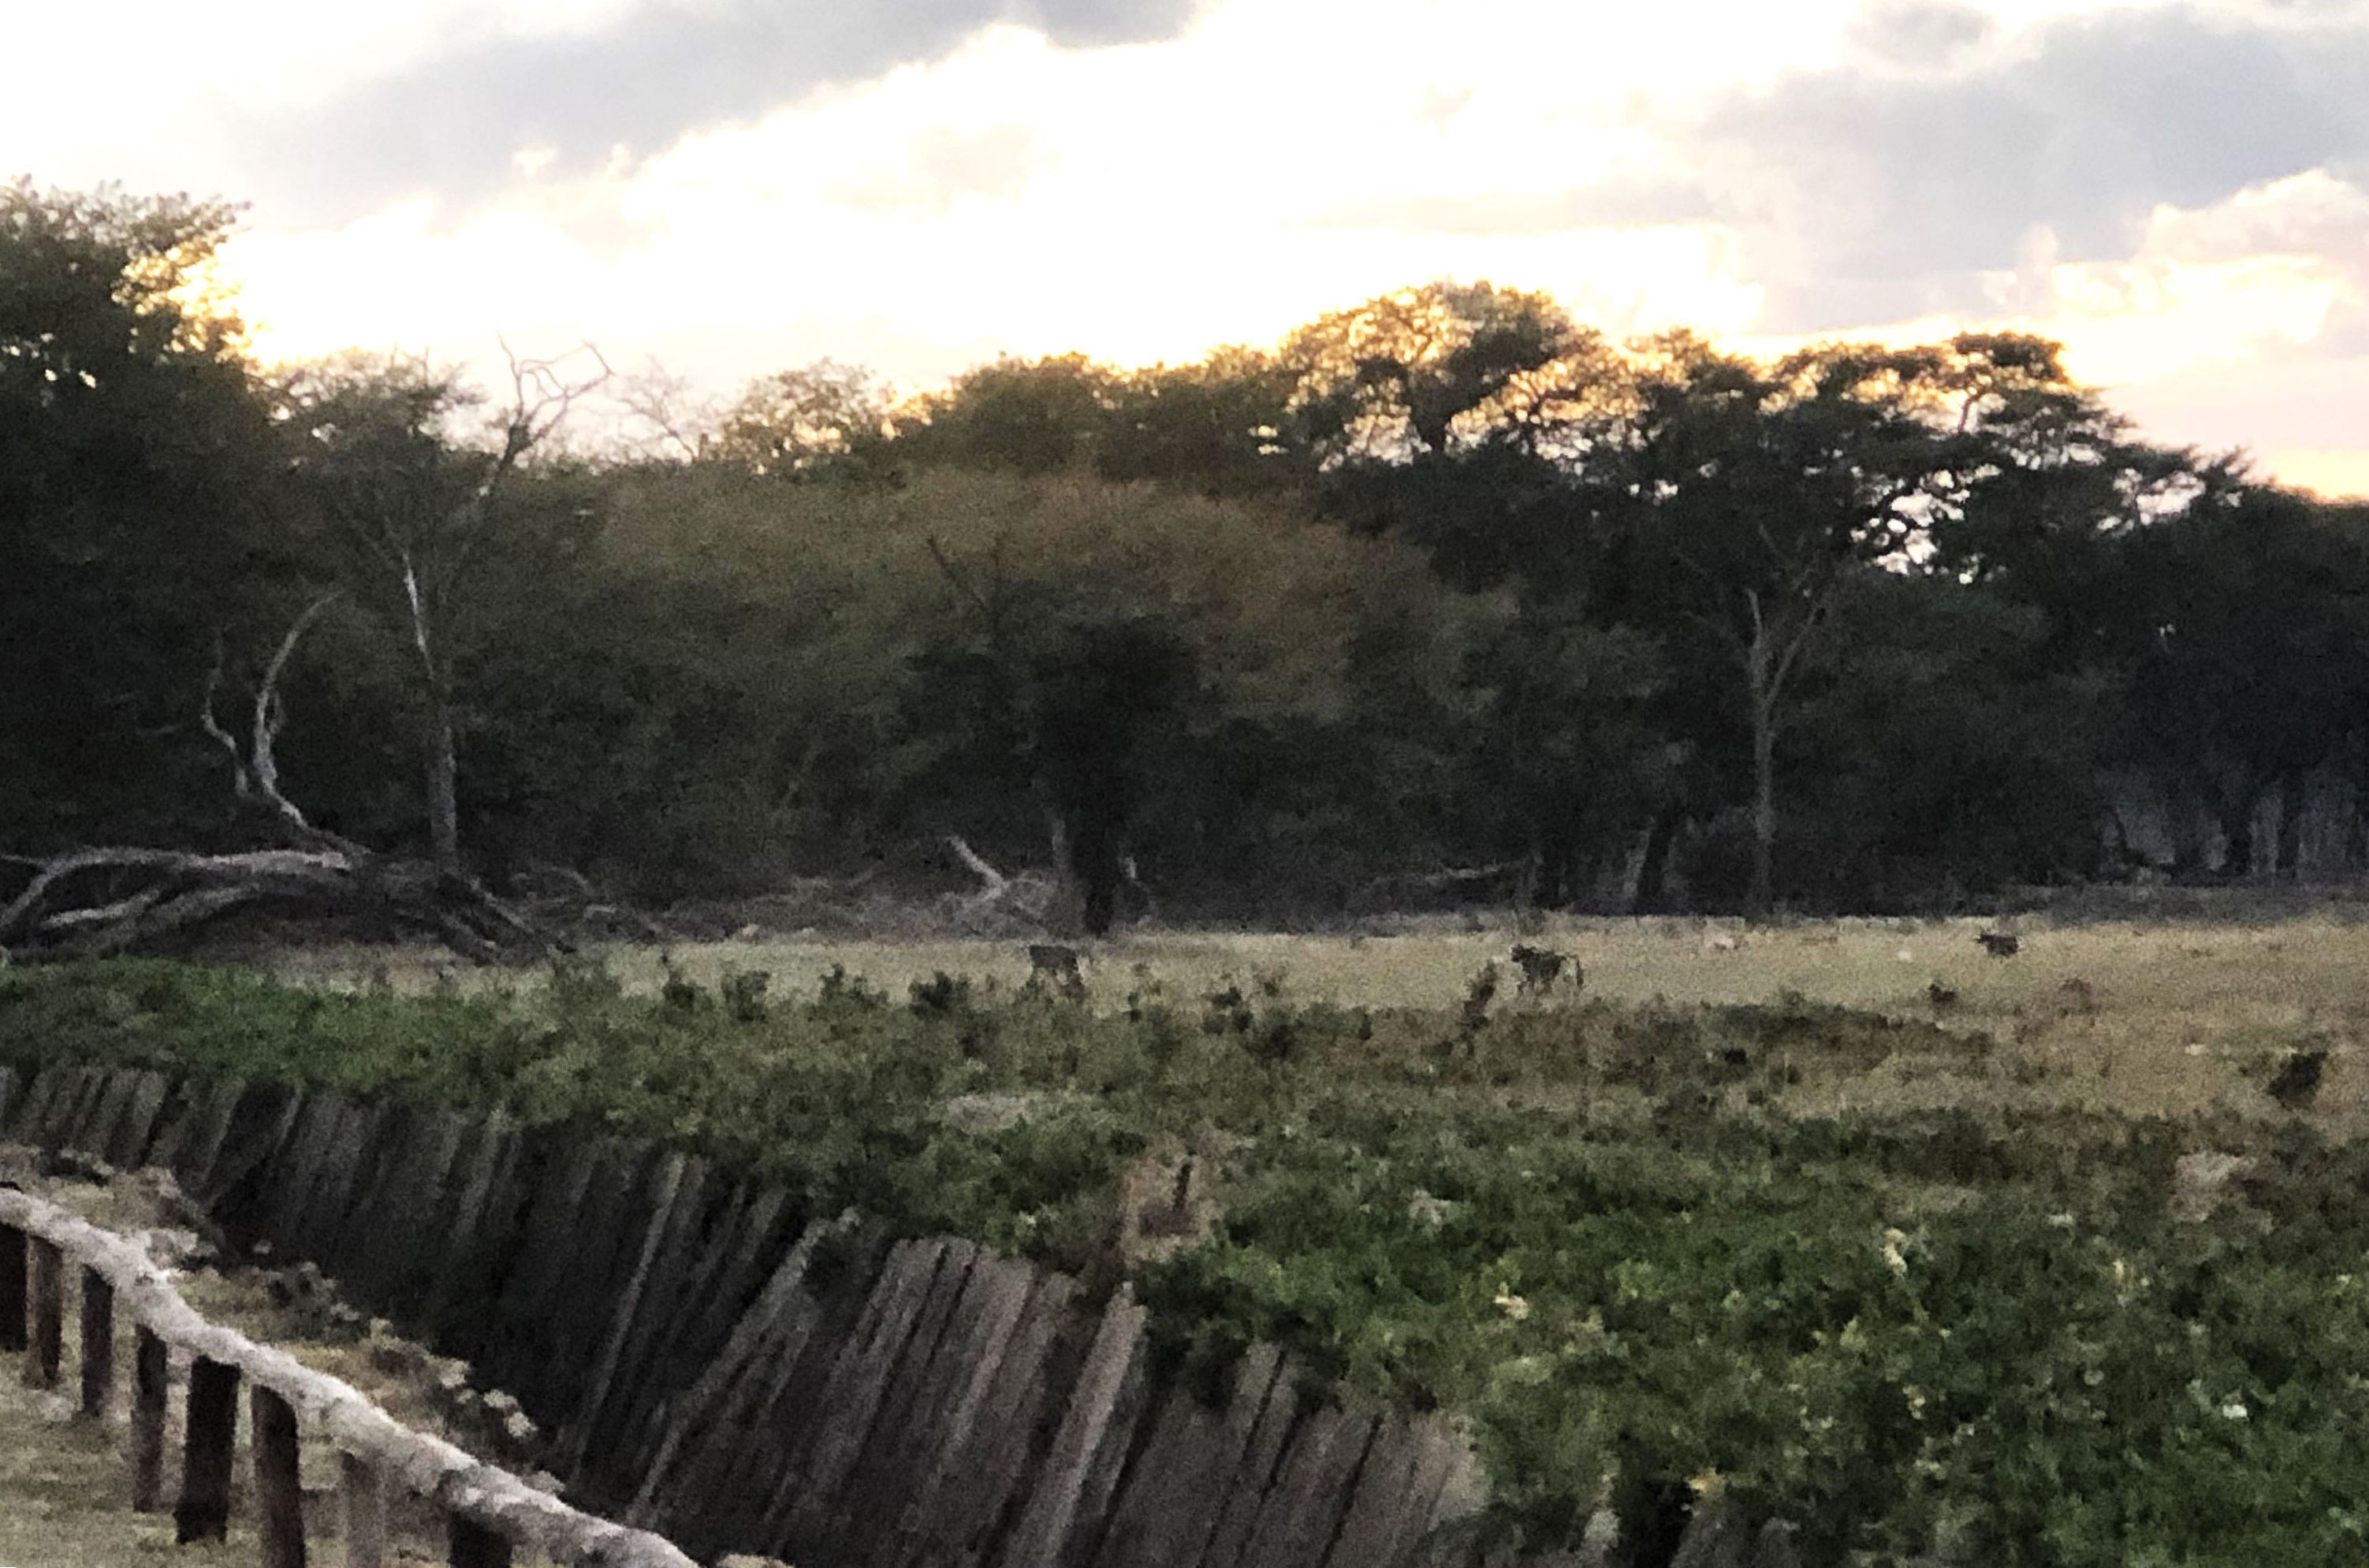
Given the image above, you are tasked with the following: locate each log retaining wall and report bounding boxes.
[0,1062,1508,1568]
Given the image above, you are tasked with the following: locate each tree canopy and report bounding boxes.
[9,179,2369,939]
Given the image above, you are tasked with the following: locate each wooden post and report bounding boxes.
[341,1452,388,1568]
[0,1221,25,1353]
[254,1384,307,1568]
[449,1514,513,1568]
[78,1266,114,1417]
[131,1327,169,1510]
[24,1235,61,1388]
[175,1355,240,1542]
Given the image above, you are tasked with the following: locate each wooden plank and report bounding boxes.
[1322,1413,1477,1568]
[1194,1357,1308,1568]
[0,1221,24,1353]
[770,1237,955,1554]
[554,1149,694,1477]
[836,1238,981,1550]
[24,1235,61,1387]
[1093,1341,1286,1568]
[151,1077,248,1188]
[944,1271,1082,1568]
[6,1067,66,1145]
[892,1253,1044,1566]
[131,1327,169,1510]
[449,1514,514,1568]
[635,1217,852,1548]
[76,1071,137,1163]
[254,1384,307,1568]
[616,1179,784,1483]
[342,1453,388,1568]
[78,1266,114,1417]
[175,1355,240,1542]
[586,1157,734,1490]
[106,1069,173,1169]
[421,1118,529,1359]
[996,1287,1153,1568]
[1235,1406,1380,1568]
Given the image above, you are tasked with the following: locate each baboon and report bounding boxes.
[1975,931,2021,959]
[1927,980,1959,1010]
[1508,944,1581,997]
[659,952,702,1011]
[2268,1048,2327,1110]
[1026,943,1088,1001]
[1461,960,1499,1032]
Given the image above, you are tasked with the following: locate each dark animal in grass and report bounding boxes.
[1927,980,1959,1010]
[1026,943,1088,1001]
[1508,944,1581,997]
[659,952,702,1011]
[1976,931,2021,958]
[2267,1048,2327,1110]
[1461,960,1499,1032]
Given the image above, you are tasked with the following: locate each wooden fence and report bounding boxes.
[0,1187,698,1568]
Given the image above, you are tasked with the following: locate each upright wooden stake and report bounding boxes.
[78,1266,113,1417]
[341,1452,388,1568]
[175,1355,240,1542]
[24,1235,61,1387]
[254,1384,307,1568]
[449,1514,513,1568]
[131,1327,169,1510]
[0,1221,26,1353]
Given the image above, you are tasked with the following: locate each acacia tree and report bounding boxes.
[1594,337,1978,912]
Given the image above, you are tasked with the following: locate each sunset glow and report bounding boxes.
[13,0,2363,491]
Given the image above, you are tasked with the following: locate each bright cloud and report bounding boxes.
[20,0,2369,492]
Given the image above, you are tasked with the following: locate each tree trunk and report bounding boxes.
[2275,769,2308,882]
[2348,770,2369,874]
[426,691,462,877]
[1632,804,1685,914]
[1748,695,1777,916]
[2167,775,2208,879]
[2219,786,2260,878]
[1040,797,1084,937]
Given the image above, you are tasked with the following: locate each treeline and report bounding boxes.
[8,180,2369,932]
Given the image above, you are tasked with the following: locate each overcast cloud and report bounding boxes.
[220,0,1202,225]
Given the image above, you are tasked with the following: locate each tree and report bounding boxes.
[1462,602,1669,907]
[2118,483,2369,877]
[1097,347,1304,497]
[273,342,611,877]
[1281,281,1607,464]
[895,353,1116,476]
[705,359,896,482]
[0,180,291,849]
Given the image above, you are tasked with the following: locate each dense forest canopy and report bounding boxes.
[7,179,2369,945]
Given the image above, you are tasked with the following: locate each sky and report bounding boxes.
[9,0,2367,493]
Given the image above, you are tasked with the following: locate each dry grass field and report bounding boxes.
[263,910,2369,1134]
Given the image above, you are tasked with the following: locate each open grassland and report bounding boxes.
[13,918,2369,1562]
[264,912,2369,1131]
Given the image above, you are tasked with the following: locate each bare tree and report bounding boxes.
[280,339,611,877]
